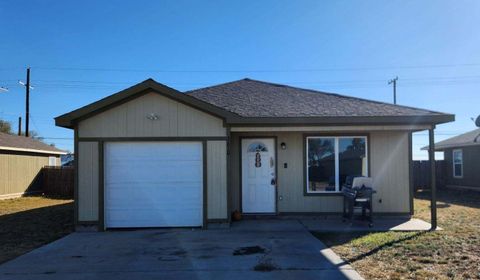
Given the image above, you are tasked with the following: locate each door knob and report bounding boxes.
[271,178,276,186]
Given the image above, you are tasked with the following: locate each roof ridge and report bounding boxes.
[241,78,448,116]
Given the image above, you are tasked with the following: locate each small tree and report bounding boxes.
[0,119,12,134]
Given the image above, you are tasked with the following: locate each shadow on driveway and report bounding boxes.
[0,201,73,264]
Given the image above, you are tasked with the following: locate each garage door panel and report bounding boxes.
[106,185,202,204]
[107,143,202,161]
[107,210,202,227]
[104,142,203,228]
[106,162,202,183]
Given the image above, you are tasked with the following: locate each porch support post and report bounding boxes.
[429,126,437,230]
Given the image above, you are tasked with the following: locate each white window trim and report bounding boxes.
[306,136,368,194]
[452,149,463,178]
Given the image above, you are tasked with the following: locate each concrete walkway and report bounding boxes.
[298,216,436,232]
[0,220,363,280]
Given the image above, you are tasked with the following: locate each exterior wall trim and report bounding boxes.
[77,137,228,142]
[98,141,105,231]
[0,146,66,155]
[74,126,80,226]
[231,125,432,132]
[202,140,208,228]
[226,127,232,223]
[408,132,414,215]
[95,139,209,230]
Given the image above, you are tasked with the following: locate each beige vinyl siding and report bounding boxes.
[78,142,99,221]
[207,141,228,220]
[78,92,226,138]
[369,131,410,213]
[0,152,51,198]
[229,130,411,214]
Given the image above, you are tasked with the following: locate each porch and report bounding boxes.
[232,216,436,232]
[227,126,439,230]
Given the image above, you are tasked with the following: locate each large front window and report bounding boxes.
[306,136,368,193]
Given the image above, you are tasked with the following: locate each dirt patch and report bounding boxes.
[233,245,266,256]
[0,196,73,264]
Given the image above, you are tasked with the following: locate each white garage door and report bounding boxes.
[104,142,203,228]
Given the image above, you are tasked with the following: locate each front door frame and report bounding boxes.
[239,136,278,214]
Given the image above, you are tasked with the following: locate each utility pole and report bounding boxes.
[388,76,398,104]
[19,67,33,137]
[25,67,30,137]
[18,117,22,136]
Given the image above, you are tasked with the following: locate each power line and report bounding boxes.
[27,62,480,73]
[2,62,480,73]
[4,74,480,91]
[4,75,480,86]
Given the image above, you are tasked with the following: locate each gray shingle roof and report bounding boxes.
[426,128,480,150]
[186,78,447,118]
[0,132,66,154]
[56,78,454,128]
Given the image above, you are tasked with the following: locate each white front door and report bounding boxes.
[104,142,203,228]
[241,138,276,213]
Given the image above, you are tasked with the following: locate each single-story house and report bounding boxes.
[55,78,454,230]
[0,132,66,199]
[428,128,480,191]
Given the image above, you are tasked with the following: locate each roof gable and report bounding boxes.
[55,79,237,128]
[56,78,455,128]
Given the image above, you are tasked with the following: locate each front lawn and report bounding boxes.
[313,189,480,279]
[0,196,74,264]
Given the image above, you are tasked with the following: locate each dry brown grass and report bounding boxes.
[0,196,73,264]
[314,189,480,280]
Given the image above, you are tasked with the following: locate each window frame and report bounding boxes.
[304,135,369,195]
[452,149,463,178]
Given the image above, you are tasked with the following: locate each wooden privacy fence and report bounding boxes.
[413,160,445,190]
[42,166,74,198]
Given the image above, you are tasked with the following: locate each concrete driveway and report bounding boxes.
[0,220,363,280]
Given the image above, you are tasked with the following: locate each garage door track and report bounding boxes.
[0,220,362,279]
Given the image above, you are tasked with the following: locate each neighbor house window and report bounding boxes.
[452,149,463,178]
[48,156,57,166]
[306,136,368,193]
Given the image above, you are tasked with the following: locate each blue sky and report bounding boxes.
[0,1,479,159]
